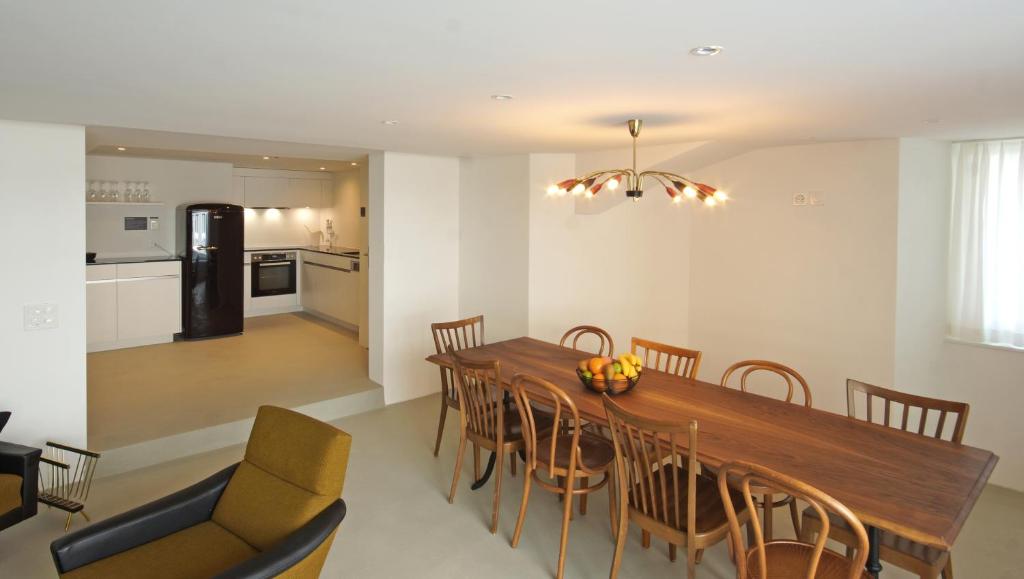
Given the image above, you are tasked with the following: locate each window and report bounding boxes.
[948,139,1024,349]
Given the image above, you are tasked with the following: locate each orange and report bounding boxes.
[587,357,606,375]
[592,372,605,381]
[613,373,626,380]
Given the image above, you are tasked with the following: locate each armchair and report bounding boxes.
[0,410,43,533]
[51,406,352,578]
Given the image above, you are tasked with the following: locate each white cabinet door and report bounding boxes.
[300,260,318,312]
[287,179,323,208]
[117,276,181,340]
[243,176,288,207]
[86,281,117,347]
[336,270,358,326]
[243,264,253,315]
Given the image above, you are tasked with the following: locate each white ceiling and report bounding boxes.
[2,1,1023,155]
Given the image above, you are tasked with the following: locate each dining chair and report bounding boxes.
[37,442,101,532]
[718,460,870,579]
[448,351,535,534]
[604,395,744,578]
[720,359,811,541]
[510,374,613,579]
[631,337,702,379]
[559,325,614,357]
[431,315,486,474]
[801,379,969,579]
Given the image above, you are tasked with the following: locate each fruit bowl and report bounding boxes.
[576,368,640,395]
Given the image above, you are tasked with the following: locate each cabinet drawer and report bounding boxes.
[117,261,181,279]
[301,251,353,271]
[86,264,117,281]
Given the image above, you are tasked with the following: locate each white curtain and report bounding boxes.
[948,139,1024,348]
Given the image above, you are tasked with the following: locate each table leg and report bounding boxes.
[471,452,497,490]
[866,525,882,577]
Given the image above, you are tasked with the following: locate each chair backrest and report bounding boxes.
[511,373,580,475]
[603,395,699,545]
[0,411,10,434]
[717,461,868,579]
[559,325,614,357]
[721,360,812,407]
[212,406,352,551]
[631,337,702,379]
[38,442,101,508]
[431,315,485,402]
[450,350,506,445]
[847,379,969,443]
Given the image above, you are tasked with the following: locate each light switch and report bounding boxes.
[24,303,59,331]
[149,217,160,230]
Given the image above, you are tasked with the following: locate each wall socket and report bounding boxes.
[24,303,59,331]
[793,193,808,206]
[794,192,825,206]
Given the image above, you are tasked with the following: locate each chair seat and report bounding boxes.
[629,465,744,535]
[747,541,870,579]
[536,432,615,473]
[62,521,259,579]
[803,508,948,566]
[0,473,21,514]
[504,407,555,440]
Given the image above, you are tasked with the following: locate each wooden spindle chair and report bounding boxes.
[559,325,614,357]
[721,360,811,540]
[719,460,870,579]
[431,316,488,476]
[448,351,540,534]
[604,395,745,578]
[510,374,614,579]
[801,379,969,579]
[37,442,101,532]
[631,337,702,379]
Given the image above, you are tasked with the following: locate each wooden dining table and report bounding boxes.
[426,337,999,578]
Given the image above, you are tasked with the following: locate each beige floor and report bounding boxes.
[2,394,1021,578]
[87,313,372,450]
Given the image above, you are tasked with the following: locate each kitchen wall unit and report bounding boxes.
[234,168,332,208]
[87,260,182,352]
[300,251,358,328]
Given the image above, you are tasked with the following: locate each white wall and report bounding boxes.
[894,138,1023,490]
[0,120,87,449]
[321,164,367,250]
[688,140,900,416]
[243,206,322,248]
[527,153,692,356]
[459,156,530,341]
[371,152,460,404]
[86,156,235,257]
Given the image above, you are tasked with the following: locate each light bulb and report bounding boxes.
[571,183,586,196]
[714,190,728,201]
[672,195,683,204]
[546,184,560,196]
[606,178,619,191]
[585,190,595,199]
[683,186,698,198]
[704,196,717,207]
[558,188,568,196]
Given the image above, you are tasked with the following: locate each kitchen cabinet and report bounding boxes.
[300,252,358,327]
[287,178,322,208]
[117,275,181,340]
[86,261,182,352]
[86,266,117,346]
[243,176,327,208]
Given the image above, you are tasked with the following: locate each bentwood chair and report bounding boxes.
[38,442,101,532]
[719,461,870,579]
[604,396,745,578]
[51,406,350,578]
[802,380,969,579]
[559,325,614,357]
[720,360,811,540]
[631,337,702,379]
[510,374,614,579]
[431,315,486,473]
[448,352,551,534]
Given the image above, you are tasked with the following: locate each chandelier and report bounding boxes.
[546,119,728,206]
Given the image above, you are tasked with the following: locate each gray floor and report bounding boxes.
[2,394,1021,578]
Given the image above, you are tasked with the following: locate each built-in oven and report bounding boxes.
[251,252,297,297]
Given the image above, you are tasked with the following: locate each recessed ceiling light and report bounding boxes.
[116,146,126,151]
[690,45,723,56]
[262,156,270,160]
[382,120,400,126]
[491,94,514,101]
[350,162,358,166]
[319,167,326,171]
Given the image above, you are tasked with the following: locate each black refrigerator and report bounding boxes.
[178,203,244,339]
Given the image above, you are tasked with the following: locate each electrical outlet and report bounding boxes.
[793,193,808,206]
[24,303,59,331]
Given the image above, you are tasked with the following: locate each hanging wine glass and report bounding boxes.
[87,181,98,201]
[99,181,109,201]
[142,182,151,202]
[111,181,121,202]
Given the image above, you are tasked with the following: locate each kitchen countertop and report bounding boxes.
[245,245,362,258]
[88,255,181,265]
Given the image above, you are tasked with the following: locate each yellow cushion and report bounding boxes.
[212,406,352,551]
[0,473,22,514]
[61,521,257,579]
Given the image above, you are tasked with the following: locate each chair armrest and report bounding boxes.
[0,441,41,518]
[214,499,347,579]
[50,463,239,574]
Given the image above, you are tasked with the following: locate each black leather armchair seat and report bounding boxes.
[0,439,41,532]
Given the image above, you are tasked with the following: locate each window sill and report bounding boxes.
[944,336,1024,354]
